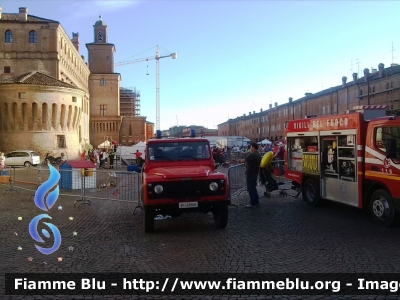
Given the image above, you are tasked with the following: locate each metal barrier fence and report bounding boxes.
[0,166,141,204]
[227,163,246,198]
[227,159,300,199]
[227,152,247,164]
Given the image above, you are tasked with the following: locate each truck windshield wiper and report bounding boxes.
[178,155,198,161]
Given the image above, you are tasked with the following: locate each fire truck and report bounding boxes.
[139,131,229,233]
[285,105,400,226]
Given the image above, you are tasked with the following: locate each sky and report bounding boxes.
[2,0,400,130]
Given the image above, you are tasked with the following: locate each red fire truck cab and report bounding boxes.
[140,134,230,232]
[285,105,400,226]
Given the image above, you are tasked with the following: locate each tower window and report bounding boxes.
[100,78,106,86]
[100,105,107,116]
[29,30,38,43]
[4,66,11,73]
[19,92,26,99]
[5,30,13,43]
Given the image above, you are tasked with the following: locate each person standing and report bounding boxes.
[100,149,106,168]
[273,142,285,175]
[109,149,116,169]
[135,150,143,167]
[239,142,262,207]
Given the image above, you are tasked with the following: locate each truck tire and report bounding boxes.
[303,178,321,207]
[370,189,398,227]
[213,204,228,229]
[143,207,154,233]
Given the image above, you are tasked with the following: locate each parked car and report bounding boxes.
[4,150,40,167]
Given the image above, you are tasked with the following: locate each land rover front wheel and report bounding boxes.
[213,204,228,229]
[370,189,398,227]
[303,178,321,207]
[143,207,154,233]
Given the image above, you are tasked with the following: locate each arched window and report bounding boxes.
[5,30,13,43]
[29,30,38,43]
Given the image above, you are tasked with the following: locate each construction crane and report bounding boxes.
[115,45,178,131]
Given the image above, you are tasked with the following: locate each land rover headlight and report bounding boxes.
[209,182,218,191]
[154,185,163,194]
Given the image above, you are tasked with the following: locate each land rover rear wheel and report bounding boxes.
[213,204,228,229]
[143,207,154,233]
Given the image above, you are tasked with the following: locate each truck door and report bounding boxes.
[366,125,400,200]
[320,130,358,207]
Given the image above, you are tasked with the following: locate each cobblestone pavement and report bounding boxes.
[1,174,400,300]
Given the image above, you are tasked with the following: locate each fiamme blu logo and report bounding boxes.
[28,164,62,255]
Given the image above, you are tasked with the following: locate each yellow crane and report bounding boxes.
[115,45,178,130]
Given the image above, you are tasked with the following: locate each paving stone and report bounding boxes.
[1,179,399,300]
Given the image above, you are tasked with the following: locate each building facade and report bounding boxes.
[0,7,90,158]
[0,7,152,157]
[161,125,218,138]
[218,64,400,141]
[86,16,148,148]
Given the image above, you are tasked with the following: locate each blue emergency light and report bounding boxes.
[190,129,196,137]
[156,130,162,139]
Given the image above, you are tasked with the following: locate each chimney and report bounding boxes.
[342,76,347,86]
[71,32,80,52]
[305,93,312,96]
[378,63,385,78]
[253,110,255,114]
[269,104,272,109]
[371,68,377,74]
[0,6,2,19]
[391,63,399,67]
[243,114,245,117]
[289,97,293,103]
[274,102,278,107]
[249,112,251,115]
[352,72,358,82]
[363,68,369,82]
[260,108,263,112]
[19,7,28,22]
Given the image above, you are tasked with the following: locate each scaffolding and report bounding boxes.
[120,87,141,117]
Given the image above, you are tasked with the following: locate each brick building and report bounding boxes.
[0,7,90,158]
[0,7,153,157]
[218,64,400,142]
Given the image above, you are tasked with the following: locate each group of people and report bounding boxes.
[81,148,117,169]
[239,141,286,208]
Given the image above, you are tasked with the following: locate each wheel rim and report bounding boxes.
[25,162,31,167]
[306,184,315,202]
[372,197,390,219]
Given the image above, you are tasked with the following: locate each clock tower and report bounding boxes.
[94,15,107,43]
[86,16,122,148]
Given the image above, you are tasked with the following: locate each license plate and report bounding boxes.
[179,202,198,208]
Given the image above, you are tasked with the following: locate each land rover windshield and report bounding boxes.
[148,141,211,161]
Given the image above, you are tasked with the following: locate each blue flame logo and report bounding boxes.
[29,164,62,255]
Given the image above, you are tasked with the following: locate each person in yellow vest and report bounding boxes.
[259,151,279,196]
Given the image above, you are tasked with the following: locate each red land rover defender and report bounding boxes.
[139,135,230,232]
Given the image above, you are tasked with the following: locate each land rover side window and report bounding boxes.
[149,142,211,161]
[375,127,400,162]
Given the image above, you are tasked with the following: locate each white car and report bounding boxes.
[4,150,40,167]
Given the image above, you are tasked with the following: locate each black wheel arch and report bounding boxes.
[364,180,391,210]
